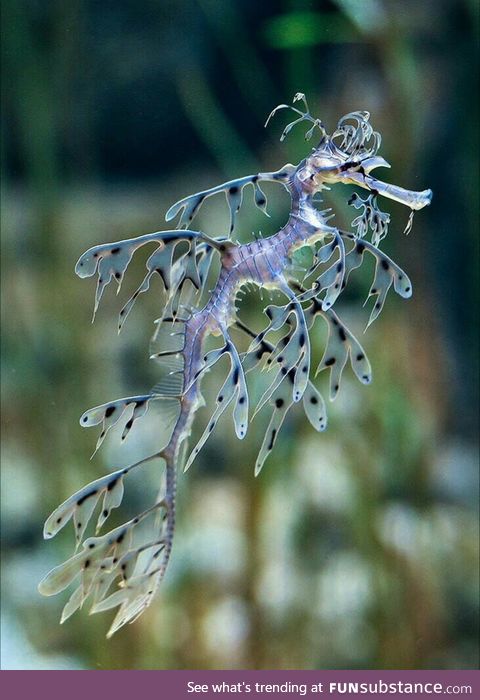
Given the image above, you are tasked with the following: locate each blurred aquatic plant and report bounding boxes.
[38,93,431,637]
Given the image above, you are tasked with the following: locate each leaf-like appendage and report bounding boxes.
[165,167,294,234]
[255,378,294,476]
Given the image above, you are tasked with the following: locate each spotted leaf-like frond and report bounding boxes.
[165,167,294,234]
[315,307,372,400]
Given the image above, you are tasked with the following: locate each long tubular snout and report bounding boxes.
[347,172,432,210]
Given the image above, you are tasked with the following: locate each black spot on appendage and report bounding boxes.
[339,327,347,342]
[239,396,245,405]
[299,333,305,347]
[325,357,336,366]
[356,353,365,361]
[233,367,239,385]
[356,242,365,254]
[268,429,277,450]
[275,398,284,408]
[310,396,318,405]
[381,259,389,271]
[107,478,118,492]
[110,247,121,255]
[229,186,239,194]
[105,405,116,418]
[77,489,98,506]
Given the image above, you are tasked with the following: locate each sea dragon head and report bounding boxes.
[266,93,432,212]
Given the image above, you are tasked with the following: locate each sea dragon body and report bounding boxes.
[39,95,432,636]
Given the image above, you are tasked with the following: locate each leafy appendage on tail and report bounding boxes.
[40,95,431,635]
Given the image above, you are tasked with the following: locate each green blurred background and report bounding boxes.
[1,0,478,670]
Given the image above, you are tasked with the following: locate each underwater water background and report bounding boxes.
[1,0,478,670]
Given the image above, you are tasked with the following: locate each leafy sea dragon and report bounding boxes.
[39,94,432,636]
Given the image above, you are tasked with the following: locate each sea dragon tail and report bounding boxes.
[38,228,214,636]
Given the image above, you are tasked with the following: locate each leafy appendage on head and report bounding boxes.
[265,92,326,142]
[331,110,381,159]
